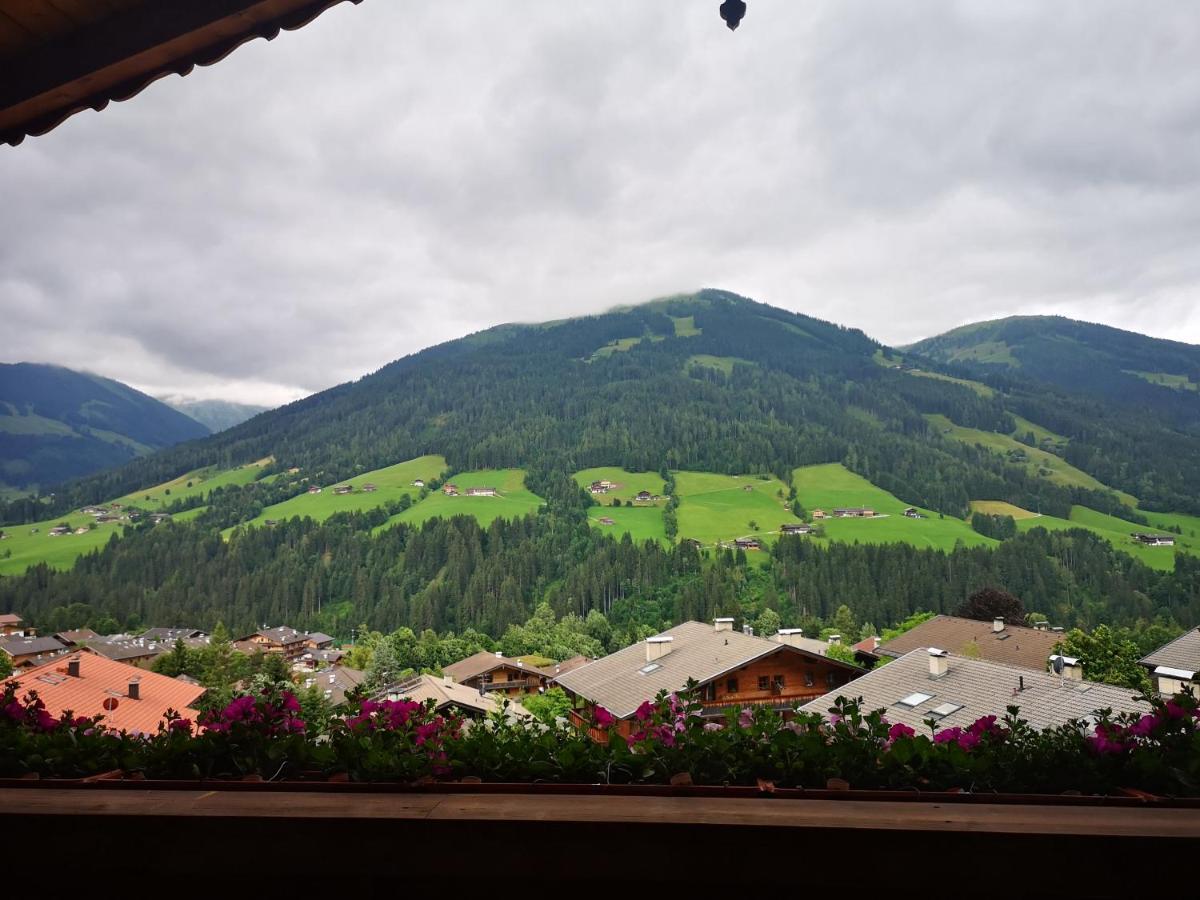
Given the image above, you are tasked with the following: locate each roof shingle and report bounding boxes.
[1141,628,1200,675]
[878,615,1061,672]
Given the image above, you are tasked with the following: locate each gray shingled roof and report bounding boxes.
[878,615,1062,672]
[798,648,1149,732]
[1140,628,1200,675]
[555,621,859,720]
[0,635,66,657]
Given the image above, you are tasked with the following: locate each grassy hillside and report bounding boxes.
[117,458,273,510]
[793,463,993,551]
[674,472,802,547]
[586,505,667,543]
[241,455,446,529]
[925,413,1136,505]
[573,467,665,502]
[384,468,543,529]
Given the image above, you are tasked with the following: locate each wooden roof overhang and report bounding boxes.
[0,0,363,147]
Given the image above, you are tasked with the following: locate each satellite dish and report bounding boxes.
[1051,656,1064,675]
[102,697,119,711]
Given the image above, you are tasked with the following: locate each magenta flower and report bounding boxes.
[738,707,754,728]
[703,722,723,732]
[592,706,616,727]
[1165,700,1187,720]
[168,718,192,733]
[1129,714,1156,738]
[829,713,844,727]
[888,722,916,741]
[634,701,654,723]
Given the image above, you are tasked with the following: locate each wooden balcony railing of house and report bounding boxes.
[2,780,1196,896]
[480,678,542,692]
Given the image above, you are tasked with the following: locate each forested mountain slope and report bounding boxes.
[907,316,1200,429]
[0,363,209,495]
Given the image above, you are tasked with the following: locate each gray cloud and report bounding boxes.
[2,0,1199,405]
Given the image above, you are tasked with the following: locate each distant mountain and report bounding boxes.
[907,316,1200,427]
[0,363,210,494]
[165,398,270,433]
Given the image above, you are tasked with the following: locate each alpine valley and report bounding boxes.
[2,291,1198,646]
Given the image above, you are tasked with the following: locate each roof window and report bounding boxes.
[927,702,962,719]
[896,691,933,708]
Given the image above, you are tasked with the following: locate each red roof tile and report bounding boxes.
[4,651,204,734]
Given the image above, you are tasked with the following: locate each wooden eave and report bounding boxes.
[0,0,363,147]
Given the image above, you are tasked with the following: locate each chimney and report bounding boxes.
[827,634,841,646]
[495,650,503,658]
[773,628,805,648]
[742,624,754,637]
[714,617,735,632]
[67,657,80,678]
[928,648,949,679]
[1050,654,1083,681]
[127,677,141,700]
[992,617,1005,633]
[645,636,674,662]
[1051,626,1064,633]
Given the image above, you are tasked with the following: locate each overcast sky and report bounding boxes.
[3,0,1199,406]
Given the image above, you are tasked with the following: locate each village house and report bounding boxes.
[307,485,322,494]
[52,628,101,647]
[0,635,68,669]
[82,635,169,669]
[833,507,876,518]
[1131,532,1176,547]
[443,483,459,496]
[140,627,209,645]
[149,513,171,524]
[95,514,120,523]
[812,509,827,519]
[72,527,88,535]
[361,483,378,493]
[1,613,28,637]
[733,538,762,550]
[877,615,1063,672]
[465,486,497,497]
[799,647,1148,731]
[79,506,106,515]
[4,652,205,733]
[299,647,346,670]
[378,673,506,721]
[589,481,610,494]
[598,516,616,526]
[903,507,923,519]
[233,626,310,663]
[48,525,71,537]
[442,650,554,697]
[304,666,366,707]
[681,538,703,549]
[333,484,353,495]
[305,632,335,651]
[634,490,654,502]
[779,523,814,535]
[555,619,864,740]
[1139,628,1200,695]
[412,479,425,488]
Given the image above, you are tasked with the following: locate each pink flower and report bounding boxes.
[169,718,192,733]
[1129,714,1156,738]
[888,722,916,742]
[933,727,962,745]
[280,692,301,714]
[592,706,616,728]
[829,714,844,727]
[3,700,23,722]
[634,701,654,723]
[1165,700,1187,720]
[738,707,754,728]
[1088,723,1127,755]
[703,722,723,732]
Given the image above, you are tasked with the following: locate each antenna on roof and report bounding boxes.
[1051,653,1065,687]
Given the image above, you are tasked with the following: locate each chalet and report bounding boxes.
[361,483,378,493]
[79,506,106,515]
[799,648,1148,732]
[52,628,101,647]
[681,538,704,549]
[307,485,322,494]
[234,626,310,663]
[333,484,353,495]
[304,666,366,707]
[779,523,814,535]
[299,647,346,670]
[48,525,71,537]
[0,613,27,637]
[598,516,616,526]
[3,652,205,734]
[140,628,208,644]
[442,650,554,697]
[903,507,923,519]
[1139,628,1200,695]
[811,509,827,519]
[149,513,171,524]
[443,483,460,496]
[379,673,506,721]
[1131,532,1175,547]
[549,655,594,678]
[635,491,654,502]
[412,479,425,488]
[733,538,762,550]
[833,507,875,518]
[877,615,1063,673]
[0,530,6,540]
[556,619,864,739]
[589,481,610,494]
[72,527,89,535]
[265,520,279,527]
[95,514,120,523]
[742,484,754,492]
[465,486,497,497]
[82,637,165,668]
[306,632,336,650]
[0,635,68,669]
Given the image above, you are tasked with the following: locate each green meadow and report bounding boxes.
[240,455,447,529]
[671,315,701,337]
[685,355,749,376]
[674,471,802,547]
[969,500,1042,520]
[1010,415,1067,447]
[572,467,665,502]
[925,414,1137,505]
[587,505,667,543]
[384,468,543,530]
[907,369,995,397]
[793,464,993,551]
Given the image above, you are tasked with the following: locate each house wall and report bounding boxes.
[464,664,546,696]
[705,651,852,708]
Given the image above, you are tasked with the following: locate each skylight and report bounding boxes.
[927,702,962,719]
[896,691,933,707]
[639,663,662,674]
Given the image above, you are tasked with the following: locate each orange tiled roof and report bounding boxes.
[4,651,205,734]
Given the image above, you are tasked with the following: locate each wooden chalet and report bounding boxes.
[0,635,68,669]
[442,651,554,697]
[1131,532,1175,547]
[598,516,616,526]
[307,485,323,494]
[555,619,864,740]
[811,509,827,519]
[1140,627,1200,695]
[361,482,378,493]
[779,523,813,535]
[464,486,497,497]
[379,673,505,720]
[635,490,654,502]
[833,507,875,518]
[0,613,28,637]
[733,538,762,550]
[443,483,460,496]
[333,484,353,495]
[903,507,923,519]
[234,626,310,663]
